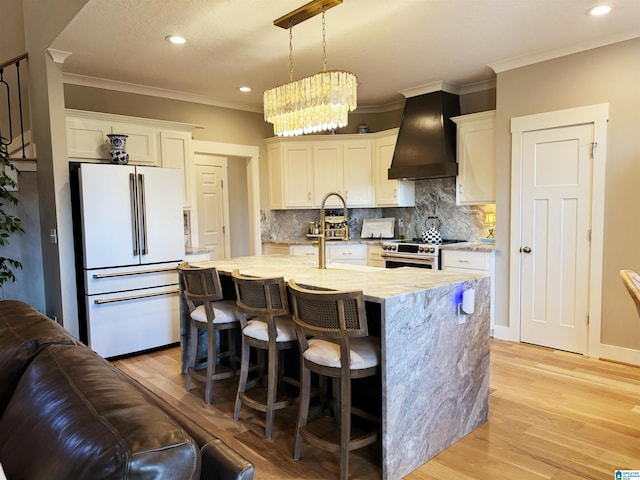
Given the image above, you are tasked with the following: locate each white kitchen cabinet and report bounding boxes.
[65,109,196,171]
[288,243,366,266]
[313,140,373,208]
[262,243,290,255]
[328,243,367,265]
[160,130,193,207]
[373,129,415,207]
[451,110,496,205]
[367,244,384,267]
[441,248,495,334]
[267,141,315,209]
[342,140,374,207]
[313,143,343,207]
[290,244,318,260]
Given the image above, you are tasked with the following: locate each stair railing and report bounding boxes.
[0,53,33,162]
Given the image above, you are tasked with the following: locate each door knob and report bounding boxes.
[520,246,532,253]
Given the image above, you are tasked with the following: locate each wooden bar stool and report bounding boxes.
[287,280,380,480]
[231,269,298,439]
[179,262,240,405]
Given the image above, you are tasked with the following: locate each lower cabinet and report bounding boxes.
[290,244,318,260]
[262,243,290,255]
[292,243,367,265]
[327,243,366,265]
[441,249,495,334]
[367,244,384,267]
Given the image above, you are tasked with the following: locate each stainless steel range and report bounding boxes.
[380,239,466,270]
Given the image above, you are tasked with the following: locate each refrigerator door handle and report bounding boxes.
[129,173,140,256]
[138,173,149,255]
[93,288,179,304]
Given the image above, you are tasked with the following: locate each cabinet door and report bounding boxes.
[160,130,192,207]
[283,144,314,208]
[328,243,366,265]
[367,244,384,267]
[291,244,318,260]
[112,124,158,166]
[66,116,111,159]
[343,141,374,207]
[454,111,496,205]
[267,143,285,209]
[314,144,343,207]
[374,131,415,207]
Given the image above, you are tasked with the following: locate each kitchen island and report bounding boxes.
[183,255,490,479]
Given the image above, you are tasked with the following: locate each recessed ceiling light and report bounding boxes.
[165,35,186,44]
[586,5,612,16]
[239,86,252,93]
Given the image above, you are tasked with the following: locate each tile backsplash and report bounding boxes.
[262,178,495,242]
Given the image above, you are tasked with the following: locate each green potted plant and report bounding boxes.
[0,143,24,288]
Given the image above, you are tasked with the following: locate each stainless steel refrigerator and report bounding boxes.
[73,162,185,358]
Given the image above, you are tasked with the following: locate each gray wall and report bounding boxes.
[495,37,640,349]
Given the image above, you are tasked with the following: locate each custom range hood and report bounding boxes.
[388,90,460,180]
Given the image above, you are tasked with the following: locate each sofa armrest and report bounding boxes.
[0,300,80,415]
[124,374,255,480]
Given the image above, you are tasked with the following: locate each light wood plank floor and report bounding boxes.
[113,340,640,479]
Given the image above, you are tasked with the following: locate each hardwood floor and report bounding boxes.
[113,340,640,479]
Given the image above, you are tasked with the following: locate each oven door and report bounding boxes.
[382,254,437,270]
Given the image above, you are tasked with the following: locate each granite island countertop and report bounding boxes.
[184,254,490,479]
[189,253,485,302]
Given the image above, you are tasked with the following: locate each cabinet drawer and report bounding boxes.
[441,250,490,271]
[291,245,318,258]
[328,244,366,260]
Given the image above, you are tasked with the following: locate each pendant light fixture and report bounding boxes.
[263,0,357,136]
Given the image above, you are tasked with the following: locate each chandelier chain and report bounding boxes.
[288,23,294,82]
[321,9,327,72]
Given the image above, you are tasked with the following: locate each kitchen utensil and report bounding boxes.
[421,216,442,244]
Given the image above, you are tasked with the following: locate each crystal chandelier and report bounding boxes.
[264,0,357,137]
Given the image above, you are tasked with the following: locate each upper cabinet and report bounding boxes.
[160,131,193,207]
[65,109,197,206]
[373,129,415,207]
[268,141,315,209]
[451,110,496,205]
[267,130,409,210]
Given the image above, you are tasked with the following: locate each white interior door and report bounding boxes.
[519,124,593,353]
[194,154,228,260]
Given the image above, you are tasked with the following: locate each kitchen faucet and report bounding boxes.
[317,192,349,269]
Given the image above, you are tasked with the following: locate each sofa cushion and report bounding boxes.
[0,344,200,480]
[0,300,79,415]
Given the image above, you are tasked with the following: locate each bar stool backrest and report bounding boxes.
[231,269,289,319]
[178,262,224,316]
[287,280,368,340]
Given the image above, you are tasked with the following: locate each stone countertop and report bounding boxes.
[441,241,497,253]
[185,247,213,255]
[263,238,397,246]
[190,254,484,302]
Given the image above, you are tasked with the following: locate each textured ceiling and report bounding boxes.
[51,0,640,113]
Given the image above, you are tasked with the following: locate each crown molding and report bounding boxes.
[62,73,264,113]
[63,73,496,116]
[489,29,640,73]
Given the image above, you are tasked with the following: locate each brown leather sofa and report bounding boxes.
[0,300,255,480]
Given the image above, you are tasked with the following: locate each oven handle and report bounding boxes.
[380,253,436,261]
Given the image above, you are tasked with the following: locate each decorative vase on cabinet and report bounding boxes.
[107,134,129,165]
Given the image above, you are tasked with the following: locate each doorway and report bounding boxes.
[190,140,261,257]
[509,104,608,355]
